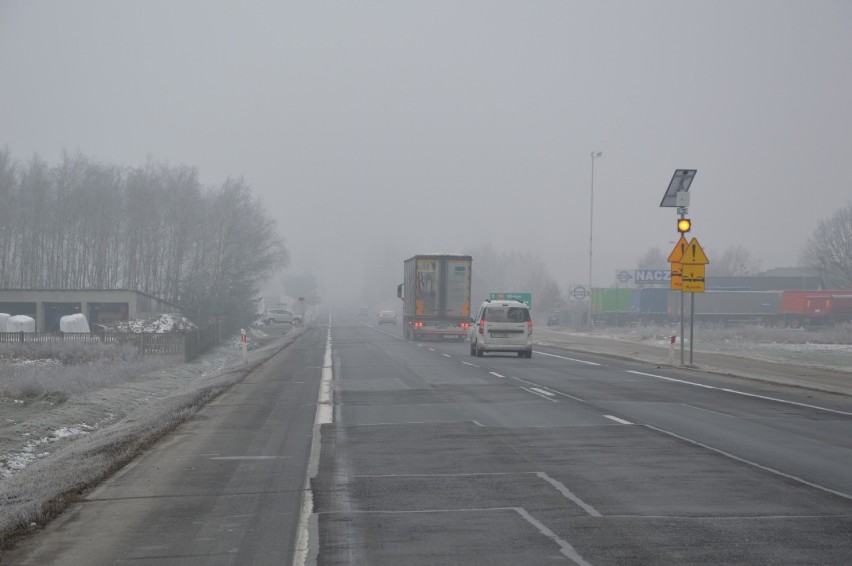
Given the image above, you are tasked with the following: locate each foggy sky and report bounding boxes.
[2,1,851,303]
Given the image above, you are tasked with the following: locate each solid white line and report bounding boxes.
[292,327,334,566]
[626,370,852,417]
[645,424,852,502]
[534,350,601,366]
[489,371,505,378]
[604,415,633,425]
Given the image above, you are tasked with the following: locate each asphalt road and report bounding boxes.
[6,316,852,565]
[4,325,327,566]
[314,315,852,565]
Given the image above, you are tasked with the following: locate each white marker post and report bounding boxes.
[240,328,248,365]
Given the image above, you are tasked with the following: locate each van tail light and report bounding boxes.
[527,320,533,334]
[479,319,485,334]
[460,322,470,330]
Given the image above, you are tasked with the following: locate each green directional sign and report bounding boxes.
[489,292,532,309]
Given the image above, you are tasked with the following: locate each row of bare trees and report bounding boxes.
[0,149,288,325]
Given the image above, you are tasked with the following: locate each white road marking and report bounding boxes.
[522,387,559,402]
[209,456,288,460]
[603,415,633,425]
[646,424,852,502]
[461,361,479,367]
[534,350,601,366]
[293,326,334,566]
[442,353,452,358]
[626,370,852,417]
[536,472,601,517]
[315,506,591,565]
[530,387,555,397]
[489,371,505,378]
[508,376,585,402]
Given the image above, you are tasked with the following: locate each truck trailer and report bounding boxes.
[397,254,472,341]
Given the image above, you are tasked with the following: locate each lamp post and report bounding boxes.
[588,151,602,327]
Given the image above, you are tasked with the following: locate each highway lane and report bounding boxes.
[4,326,329,566]
[5,316,851,565]
[312,316,852,565]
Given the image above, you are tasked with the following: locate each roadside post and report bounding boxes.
[660,169,699,366]
[240,328,248,365]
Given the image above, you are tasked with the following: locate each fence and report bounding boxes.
[0,322,222,362]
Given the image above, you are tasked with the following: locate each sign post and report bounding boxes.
[680,238,709,365]
[240,328,248,365]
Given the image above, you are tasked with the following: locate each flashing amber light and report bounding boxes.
[677,218,692,233]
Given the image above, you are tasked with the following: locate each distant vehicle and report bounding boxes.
[292,315,303,327]
[547,311,560,326]
[469,299,533,358]
[264,308,294,324]
[377,310,397,325]
[398,254,472,341]
[358,306,369,316]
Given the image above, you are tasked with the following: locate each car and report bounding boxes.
[377,310,397,325]
[469,299,533,358]
[358,306,369,316]
[264,308,294,324]
[547,311,560,326]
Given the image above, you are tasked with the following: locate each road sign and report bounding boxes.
[681,238,710,265]
[490,292,532,309]
[634,269,670,284]
[682,264,706,292]
[571,286,589,300]
[615,270,633,284]
[670,263,683,290]
[667,236,688,263]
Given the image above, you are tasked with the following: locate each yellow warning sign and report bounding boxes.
[682,264,706,292]
[667,236,688,263]
[681,238,710,265]
[670,263,682,290]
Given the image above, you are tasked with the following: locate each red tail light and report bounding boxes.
[460,322,470,329]
[479,319,485,334]
[527,319,533,334]
[414,321,424,328]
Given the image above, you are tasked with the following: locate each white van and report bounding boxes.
[469,300,533,358]
[264,308,294,325]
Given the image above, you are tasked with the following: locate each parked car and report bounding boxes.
[377,310,397,325]
[469,299,533,358]
[264,308,294,324]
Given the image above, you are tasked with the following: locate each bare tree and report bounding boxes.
[801,203,852,288]
[636,246,666,269]
[712,245,761,277]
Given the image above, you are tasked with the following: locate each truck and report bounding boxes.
[397,254,473,341]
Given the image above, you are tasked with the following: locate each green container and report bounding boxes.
[591,288,634,314]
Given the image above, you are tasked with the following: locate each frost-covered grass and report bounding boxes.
[592,322,852,345]
[0,368,245,548]
[0,343,177,399]
[0,329,297,550]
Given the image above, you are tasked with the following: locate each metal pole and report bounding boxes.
[589,151,601,327]
[689,292,695,365]
[680,290,685,365]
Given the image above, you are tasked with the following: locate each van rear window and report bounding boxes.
[484,307,530,322]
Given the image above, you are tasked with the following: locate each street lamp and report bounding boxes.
[589,151,602,327]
